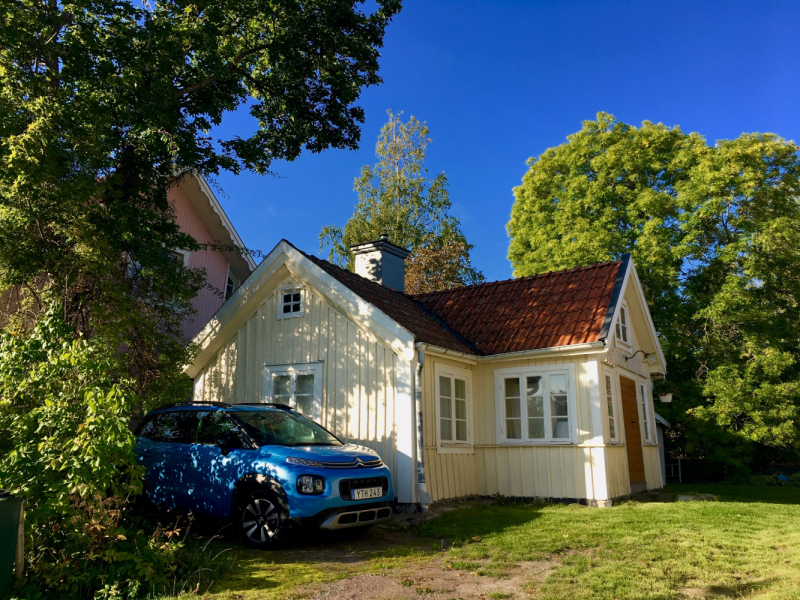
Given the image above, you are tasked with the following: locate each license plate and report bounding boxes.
[352,486,383,500]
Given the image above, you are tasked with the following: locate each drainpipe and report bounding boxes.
[414,342,431,511]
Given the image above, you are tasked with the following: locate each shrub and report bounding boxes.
[0,310,219,598]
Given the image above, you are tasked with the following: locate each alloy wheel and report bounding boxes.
[241,497,280,543]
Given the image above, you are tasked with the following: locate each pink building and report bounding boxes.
[170,173,256,341]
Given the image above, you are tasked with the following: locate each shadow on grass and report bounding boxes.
[414,502,545,542]
[664,483,800,505]
[177,513,437,596]
[680,577,779,598]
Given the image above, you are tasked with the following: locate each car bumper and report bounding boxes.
[290,500,393,530]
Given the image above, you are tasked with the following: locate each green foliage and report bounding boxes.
[508,113,800,463]
[0,310,194,598]
[320,111,483,292]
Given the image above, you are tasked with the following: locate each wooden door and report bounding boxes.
[619,375,646,485]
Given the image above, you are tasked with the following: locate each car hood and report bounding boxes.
[258,443,381,464]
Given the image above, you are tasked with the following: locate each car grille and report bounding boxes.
[320,457,383,469]
[339,476,389,501]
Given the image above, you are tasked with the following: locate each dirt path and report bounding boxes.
[306,555,559,600]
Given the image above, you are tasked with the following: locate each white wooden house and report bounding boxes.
[186,237,666,507]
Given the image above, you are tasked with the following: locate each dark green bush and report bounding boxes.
[0,311,227,598]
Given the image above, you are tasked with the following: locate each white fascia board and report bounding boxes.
[476,341,607,363]
[282,253,416,360]
[626,263,667,373]
[605,259,632,346]
[193,173,256,271]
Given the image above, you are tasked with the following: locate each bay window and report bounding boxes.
[495,366,575,444]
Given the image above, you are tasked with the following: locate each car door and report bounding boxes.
[140,410,198,509]
[186,411,251,517]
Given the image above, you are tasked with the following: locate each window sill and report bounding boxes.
[437,444,474,455]
[497,440,575,446]
[277,313,304,320]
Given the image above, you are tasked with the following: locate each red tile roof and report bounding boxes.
[294,245,477,354]
[292,241,624,357]
[412,261,623,355]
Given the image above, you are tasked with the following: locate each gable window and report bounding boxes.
[278,289,304,319]
[495,366,575,444]
[639,378,653,443]
[263,362,323,420]
[225,272,238,300]
[434,364,472,451]
[604,372,619,442]
[615,302,630,345]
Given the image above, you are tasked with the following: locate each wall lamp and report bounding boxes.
[624,350,657,365]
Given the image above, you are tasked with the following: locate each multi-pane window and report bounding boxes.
[439,376,468,442]
[498,369,574,443]
[436,366,471,447]
[615,303,630,345]
[263,363,322,420]
[278,289,304,318]
[640,380,653,443]
[605,374,619,441]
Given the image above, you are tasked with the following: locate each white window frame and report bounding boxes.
[277,288,305,320]
[603,368,621,444]
[638,376,655,444]
[434,363,473,454]
[494,364,577,445]
[615,301,631,347]
[262,362,323,421]
[225,265,238,301]
[170,249,191,267]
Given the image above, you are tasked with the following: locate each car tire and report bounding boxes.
[234,488,287,549]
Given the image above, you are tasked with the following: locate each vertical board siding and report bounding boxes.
[604,445,631,499]
[170,185,231,342]
[642,445,662,490]
[424,354,618,502]
[420,355,478,502]
[196,283,399,480]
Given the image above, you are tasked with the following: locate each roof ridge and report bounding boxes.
[409,259,622,299]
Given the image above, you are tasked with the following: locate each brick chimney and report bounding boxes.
[350,234,411,293]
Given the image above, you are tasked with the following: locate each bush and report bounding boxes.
[0,310,225,598]
[748,472,800,487]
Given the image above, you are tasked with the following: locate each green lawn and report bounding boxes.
[200,485,800,599]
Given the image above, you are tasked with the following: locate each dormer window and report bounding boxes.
[279,289,304,319]
[615,302,630,345]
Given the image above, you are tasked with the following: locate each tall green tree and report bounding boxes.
[320,110,484,293]
[0,2,400,593]
[0,0,401,401]
[508,113,800,470]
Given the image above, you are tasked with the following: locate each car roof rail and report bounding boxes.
[155,400,232,410]
[231,402,295,411]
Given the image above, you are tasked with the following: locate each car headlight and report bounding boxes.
[287,457,323,467]
[296,475,325,495]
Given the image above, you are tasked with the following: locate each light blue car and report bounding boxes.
[134,402,394,548]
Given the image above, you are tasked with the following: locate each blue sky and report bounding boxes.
[213,0,799,282]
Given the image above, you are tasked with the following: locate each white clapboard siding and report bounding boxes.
[193,282,399,477]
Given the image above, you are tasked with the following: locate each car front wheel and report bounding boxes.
[235,489,287,548]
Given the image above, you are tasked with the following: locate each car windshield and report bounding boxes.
[232,410,342,447]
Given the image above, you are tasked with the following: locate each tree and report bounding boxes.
[507,113,800,471]
[0,2,400,593]
[0,0,401,402]
[320,110,483,292]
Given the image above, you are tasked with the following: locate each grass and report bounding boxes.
[177,484,800,599]
[416,484,800,599]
